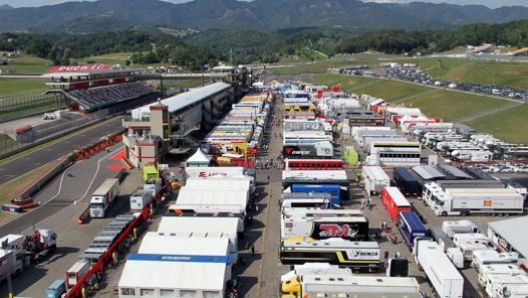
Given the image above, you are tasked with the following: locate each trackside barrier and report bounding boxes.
[73,130,126,162]
[12,155,73,205]
[64,207,150,298]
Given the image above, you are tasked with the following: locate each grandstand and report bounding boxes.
[68,82,153,112]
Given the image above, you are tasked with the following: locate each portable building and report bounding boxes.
[157,216,240,263]
[176,188,249,211]
[118,233,231,298]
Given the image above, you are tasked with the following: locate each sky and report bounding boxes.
[0,0,526,9]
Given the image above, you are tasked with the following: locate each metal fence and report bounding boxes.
[0,92,68,123]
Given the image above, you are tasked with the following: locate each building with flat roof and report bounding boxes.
[121,82,233,167]
[157,216,241,262]
[487,216,528,259]
[118,232,231,298]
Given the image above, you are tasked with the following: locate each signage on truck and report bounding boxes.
[284,146,310,156]
[311,222,367,241]
[345,249,379,260]
[315,224,359,239]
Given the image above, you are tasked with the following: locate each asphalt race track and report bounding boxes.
[0,116,124,185]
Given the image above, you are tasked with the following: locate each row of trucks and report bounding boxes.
[90,176,163,219]
[422,181,524,216]
[425,219,528,298]
[0,229,57,284]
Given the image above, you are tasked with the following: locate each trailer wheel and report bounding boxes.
[441,211,447,217]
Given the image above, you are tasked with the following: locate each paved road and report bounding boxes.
[0,144,141,297]
[0,116,124,184]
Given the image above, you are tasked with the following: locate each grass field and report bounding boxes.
[309,73,526,141]
[0,79,48,96]
[0,55,51,74]
[415,58,528,89]
[73,52,134,65]
[468,104,528,144]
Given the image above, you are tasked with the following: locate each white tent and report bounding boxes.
[186,149,211,167]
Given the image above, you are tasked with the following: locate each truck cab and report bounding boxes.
[281,276,301,297]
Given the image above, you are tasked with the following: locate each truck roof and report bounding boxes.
[383,187,411,207]
[300,275,419,288]
[284,214,367,223]
[282,208,363,217]
[362,166,391,181]
[446,188,519,195]
[304,292,423,298]
[92,178,119,196]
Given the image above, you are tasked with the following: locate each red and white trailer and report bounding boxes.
[380,187,411,222]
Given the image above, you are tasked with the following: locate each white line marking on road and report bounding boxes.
[78,149,120,202]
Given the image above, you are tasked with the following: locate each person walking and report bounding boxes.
[250,244,255,256]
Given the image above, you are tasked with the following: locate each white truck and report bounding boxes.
[361,166,391,196]
[497,284,528,298]
[413,238,464,298]
[280,275,420,298]
[478,264,527,288]
[89,178,120,218]
[129,189,153,211]
[485,274,528,298]
[452,233,495,261]
[0,229,58,283]
[471,249,519,270]
[280,263,351,284]
[441,220,480,238]
[430,188,524,216]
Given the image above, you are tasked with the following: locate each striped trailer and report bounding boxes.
[279,238,380,273]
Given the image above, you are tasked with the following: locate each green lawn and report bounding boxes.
[0,55,51,74]
[73,52,135,65]
[468,104,528,144]
[416,58,528,89]
[400,90,509,122]
[352,80,431,102]
[0,79,47,96]
[309,73,527,142]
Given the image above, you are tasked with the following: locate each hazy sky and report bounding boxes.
[0,0,526,9]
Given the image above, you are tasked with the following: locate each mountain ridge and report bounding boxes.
[0,0,527,33]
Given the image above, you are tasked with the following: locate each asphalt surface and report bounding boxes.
[0,116,124,184]
[0,144,139,297]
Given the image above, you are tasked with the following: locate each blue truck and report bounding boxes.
[393,167,421,197]
[291,184,341,206]
[397,211,428,248]
[46,279,66,298]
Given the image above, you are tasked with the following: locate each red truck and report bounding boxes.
[380,187,411,222]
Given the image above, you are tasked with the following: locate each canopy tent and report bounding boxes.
[186,149,212,167]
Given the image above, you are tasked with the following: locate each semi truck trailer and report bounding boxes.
[89,178,120,218]
[430,188,524,216]
[413,238,464,298]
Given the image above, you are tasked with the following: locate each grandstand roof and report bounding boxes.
[41,65,140,78]
[131,82,231,119]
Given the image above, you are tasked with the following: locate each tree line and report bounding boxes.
[0,19,527,68]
